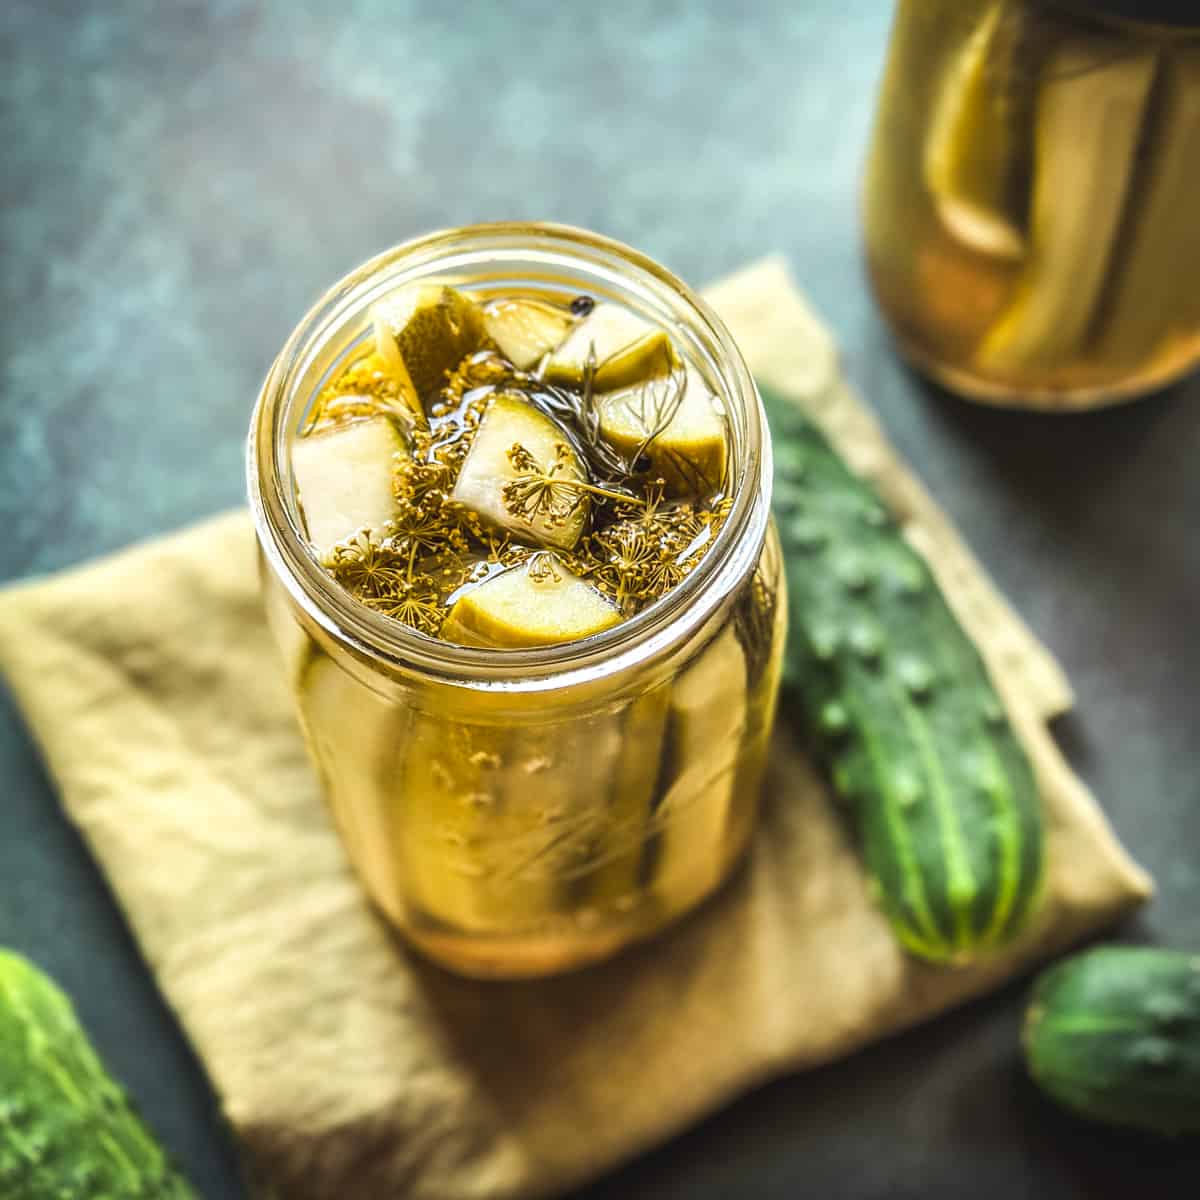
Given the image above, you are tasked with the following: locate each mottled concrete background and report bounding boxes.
[1,2,1198,1197]
[1,0,882,575]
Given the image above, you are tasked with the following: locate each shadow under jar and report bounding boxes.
[248,223,785,979]
[864,0,1200,409]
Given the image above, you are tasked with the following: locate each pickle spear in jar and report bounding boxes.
[923,0,1039,260]
[977,39,1158,374]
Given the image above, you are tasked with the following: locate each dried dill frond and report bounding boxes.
[361,574,444,636]
[306,350,418,434]
[321,531,409,599]
[502,442,590,529]
[395,430,457,499]
[526,355,692,496]
[384,494,464,556]
[587,523,662,613]
[501,441,643,530]
[623,363,688,464]
[526,551,563,584]
[482,531,532,568]
[579,497,731,615]
[433,350,519,417]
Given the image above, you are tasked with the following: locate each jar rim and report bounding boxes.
[248,222,771,693]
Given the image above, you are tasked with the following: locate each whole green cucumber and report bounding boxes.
[761,385,1044,964]
[1024,946,1200,1135]
[0,949,199,1198]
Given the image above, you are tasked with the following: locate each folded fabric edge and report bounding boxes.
[0,510,251,606]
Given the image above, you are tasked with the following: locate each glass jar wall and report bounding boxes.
[249,224,785,978]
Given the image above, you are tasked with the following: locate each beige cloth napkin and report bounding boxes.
[0,259,1151,1200]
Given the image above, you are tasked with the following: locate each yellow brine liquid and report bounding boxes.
[258,263,784,977]
[864,0,1200,408]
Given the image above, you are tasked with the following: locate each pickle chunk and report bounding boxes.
[292,416,404,556]
[451,394,589,550]
[482,297,574,369]
[544,303,675,392]
[372,284,485,412]
[442,555,620,648]
[599,365,727,496]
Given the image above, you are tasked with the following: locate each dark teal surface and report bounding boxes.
[2,2,1198,1197]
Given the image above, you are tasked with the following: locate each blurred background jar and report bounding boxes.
[863,0,1200,409]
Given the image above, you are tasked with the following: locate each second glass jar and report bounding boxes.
[864,0,1200,408]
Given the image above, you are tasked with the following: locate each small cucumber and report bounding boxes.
[762,385,1044,964]
[0,949,199,1198]
[1024,946,1200,1136]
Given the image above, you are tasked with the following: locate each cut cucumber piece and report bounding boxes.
[650,627,748,899]
[592,332,678,393]
[481,297,574,369]
[292,416,405,556]
[451,393,590,550]
[543,303,668,390]
[599,364,728,497]
[441,555,620,648]
[372,283,486,411]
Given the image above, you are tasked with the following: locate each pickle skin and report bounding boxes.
[1090,47,1200,374]
[763,385,1045,963]
[372,284,486,413]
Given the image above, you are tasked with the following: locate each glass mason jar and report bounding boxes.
[864,0,1200,409]
[248,223,786,978]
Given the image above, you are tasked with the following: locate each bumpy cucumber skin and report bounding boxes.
[0,950,198,1198]
[761,386,1044,964]
[1024,947,1200,1136]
